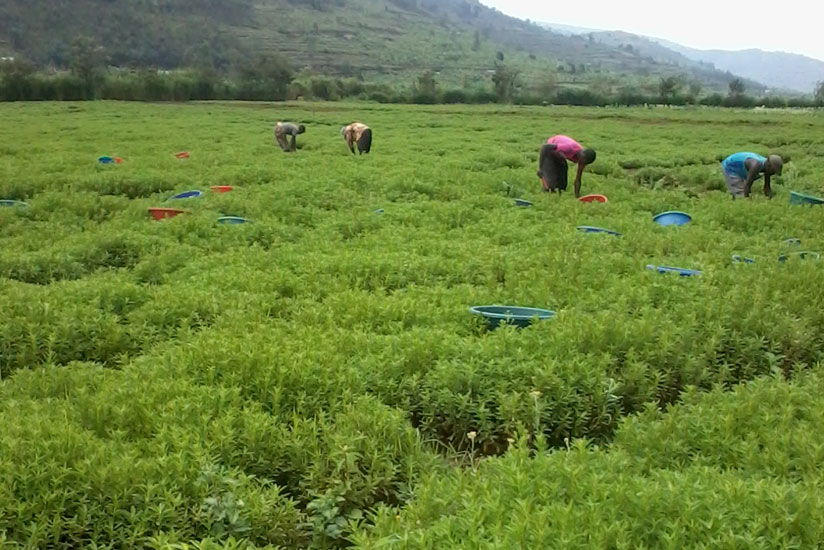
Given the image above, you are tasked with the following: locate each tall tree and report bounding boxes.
[659,75,685,101]
[416,70,437,96]
[815,81,824,104]
[537,70,557,99]
[237,54,294,99]
[728,78,745,96]
[69,35,107,84]
[69,35,107,97]
[492,63,519,101]
[688,80,703,99]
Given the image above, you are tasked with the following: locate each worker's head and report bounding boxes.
[766,154,783,176]
[578,148,597,165]
[340,126,347,137]
[297,124,306,134]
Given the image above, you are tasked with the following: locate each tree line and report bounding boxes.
[2,38,822,108]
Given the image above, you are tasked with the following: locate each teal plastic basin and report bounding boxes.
[470,305,555,329]
[577,226,622,237]
[218,216,249,224]
[790,191,824,205]
[0,200,28,207]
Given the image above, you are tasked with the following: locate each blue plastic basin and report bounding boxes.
[790,191,824,205]
[98,156,115,164]
[169,190,203,200]
[0,199,28,207]
[514,199,533,207]
[653,211,692,226]
[470,305,555,329]
[375,208,385,214]
[218,216,249,224]
[577,226,622,237]
[646,265,702,277]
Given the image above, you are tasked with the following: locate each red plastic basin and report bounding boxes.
[149,207,187,220]
[579,194,608,203]
[211,185,234,193]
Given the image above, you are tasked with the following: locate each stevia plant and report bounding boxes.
[1,101,824,548]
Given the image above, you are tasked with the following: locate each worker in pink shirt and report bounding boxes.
[536,135,596,198]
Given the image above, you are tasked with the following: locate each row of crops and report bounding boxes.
[1,101,824,548]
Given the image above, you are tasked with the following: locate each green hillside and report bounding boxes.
[1,0,754,92]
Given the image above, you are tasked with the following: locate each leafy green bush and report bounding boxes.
[355,373,824,549]
[441,89,468,104]
[0,363,437,547]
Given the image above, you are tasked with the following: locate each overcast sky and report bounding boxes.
[480,0,824,61]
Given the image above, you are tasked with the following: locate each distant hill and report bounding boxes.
[0,0,760,93]
[654,40,824,94]
[587,31,766,94]
[541,22,821,94]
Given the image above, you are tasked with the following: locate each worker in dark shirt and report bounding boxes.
[274,121,306,152]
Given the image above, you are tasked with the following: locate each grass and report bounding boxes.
[1,100,824,548]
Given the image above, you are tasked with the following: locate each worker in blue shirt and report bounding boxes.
[721,152,783,198]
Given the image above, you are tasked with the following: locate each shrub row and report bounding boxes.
[2,69,819,107]
[354,372,824,549]
[0,363,436,547]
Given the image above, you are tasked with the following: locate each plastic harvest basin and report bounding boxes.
[790,191,824,205]
[470,305,556,329]
[653,211,692,226]
[577,226,622,237]
[646,265,702,276]
[148,207,186,220]
[579,194,608,203]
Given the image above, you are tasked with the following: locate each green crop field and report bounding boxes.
[2,101,824,549]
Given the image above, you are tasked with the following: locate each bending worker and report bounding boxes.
[537,135,596,197]
[274,121,306,152]
[341,122,372,155]
[720,151,783,198]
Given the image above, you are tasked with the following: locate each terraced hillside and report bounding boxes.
[1,0,759,91]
